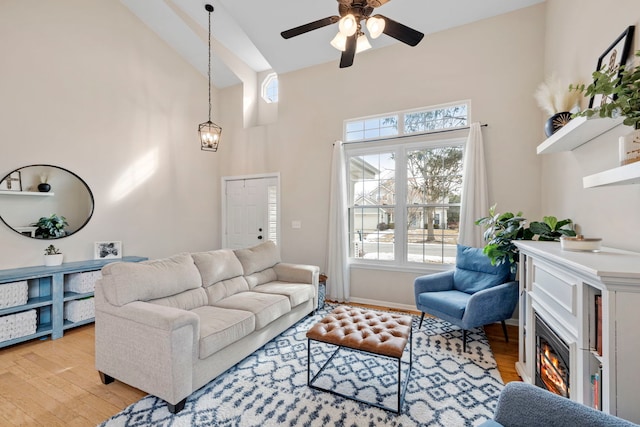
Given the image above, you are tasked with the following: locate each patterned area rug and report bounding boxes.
[99,305,503,427]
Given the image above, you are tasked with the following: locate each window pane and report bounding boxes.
[351,207,395,260]
[407,206,458,264]
[349,153,395,206]
[406,146,463,204]
[344,116,398,142]
[404,104,468,134]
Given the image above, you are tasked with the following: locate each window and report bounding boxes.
[261,73,278,103]
[345,102,468,266]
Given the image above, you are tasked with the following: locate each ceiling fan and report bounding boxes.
[281,0,424,68]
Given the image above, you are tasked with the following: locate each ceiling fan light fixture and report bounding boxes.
[366,15,385,39]
[356,33,371,53]
[330,32,347,51]
[338,14,357,37]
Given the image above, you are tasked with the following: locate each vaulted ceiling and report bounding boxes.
[122,0,545,88]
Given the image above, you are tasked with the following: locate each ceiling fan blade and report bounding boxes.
[281,16,340,39]
[339,34,357,68]
[367,0,390,7]
[378,15,424,46]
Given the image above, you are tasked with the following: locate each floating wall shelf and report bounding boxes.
[583,162,640,188]
[537,116,624,155]
[0,190,54,197]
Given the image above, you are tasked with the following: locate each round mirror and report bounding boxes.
[0,165,94,239]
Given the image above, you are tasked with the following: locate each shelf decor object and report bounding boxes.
[198,4,222,152]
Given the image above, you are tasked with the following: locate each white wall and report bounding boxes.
[217,4,547,307]
[541,0,640,252]
[0,0,221,268]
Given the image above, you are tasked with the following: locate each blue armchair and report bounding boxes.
[414,244,518,352]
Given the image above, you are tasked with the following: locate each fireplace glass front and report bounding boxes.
[535,314,570,398]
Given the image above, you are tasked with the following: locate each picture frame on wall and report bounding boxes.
[0,171,22,192]
[94,241,122,260]
[589,25,635,109]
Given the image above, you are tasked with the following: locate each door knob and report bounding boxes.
[258,228,263,232]
[258,236,263,240]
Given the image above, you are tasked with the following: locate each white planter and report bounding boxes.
[44,254,63,266]
[619,128,640,166]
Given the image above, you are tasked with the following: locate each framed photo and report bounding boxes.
[94,241,122,260]
[0,171,22,191]
[589,25,635,109]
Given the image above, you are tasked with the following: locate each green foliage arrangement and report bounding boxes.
[32,213,68,239]
[44,244,61,255]
[570,50,640,129]
[475,205,576,273]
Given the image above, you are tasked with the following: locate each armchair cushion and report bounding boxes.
[453,245,511,294]
[417,290,470,320]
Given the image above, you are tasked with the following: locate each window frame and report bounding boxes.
[343,101,470,273]
[261,73,278,104]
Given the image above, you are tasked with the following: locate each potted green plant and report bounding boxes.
[44,244,63,266]
[475,205,576,274]
[570,50,640,165]
[32,213,68,239]
[570,50,640,129]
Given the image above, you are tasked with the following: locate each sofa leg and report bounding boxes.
[462,330,468,353]
[167,398,187,414]
[419,312,425,329]
[99,371,115,385]
[501,320,509,343]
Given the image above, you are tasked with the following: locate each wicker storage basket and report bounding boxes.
[0,281,28,309]
[64,271,101,294]
[0,309,37,342]
[64,298,95,323]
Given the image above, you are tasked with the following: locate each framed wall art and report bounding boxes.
[589,25,635,109]
[94,241,122,260]
[0,171,22,191]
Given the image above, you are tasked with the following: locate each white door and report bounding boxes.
[224,175,279,249]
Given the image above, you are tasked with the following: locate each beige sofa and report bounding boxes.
[94,241,319,413]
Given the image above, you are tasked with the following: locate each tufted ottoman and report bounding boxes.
[306,305,413,413]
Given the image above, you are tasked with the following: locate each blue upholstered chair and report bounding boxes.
[414,244,518,352]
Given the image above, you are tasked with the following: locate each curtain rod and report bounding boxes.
[343,123,488,145]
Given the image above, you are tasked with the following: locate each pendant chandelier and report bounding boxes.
[199,4,222,152]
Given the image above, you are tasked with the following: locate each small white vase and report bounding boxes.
[44,254,64,266]
[619,129,640,166]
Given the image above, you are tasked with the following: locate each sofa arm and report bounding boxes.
[491,382,638,427]
[95,286,199,405]
[462,281,518,328]
[414,270,455,301]
[273,262,320,285]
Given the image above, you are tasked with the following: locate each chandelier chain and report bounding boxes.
[207,9,212,122]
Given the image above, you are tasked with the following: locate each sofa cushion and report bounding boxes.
[244,267,278,288]
[213,291,290,330]
[204,276,250,304]
[234,241,281,276]
[192,249,244,286]
[253,282,315,308]
[453,245,511,294]
[149,288,208,311]
[191,306,255,359]
[417,290,471,320]
[100,253,202,306]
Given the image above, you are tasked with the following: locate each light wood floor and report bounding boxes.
[0,308,520,426]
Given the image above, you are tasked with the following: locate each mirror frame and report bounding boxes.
[0,164,95,240]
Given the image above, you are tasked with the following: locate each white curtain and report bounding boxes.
[458,122,489,248]
[326,141,350,302]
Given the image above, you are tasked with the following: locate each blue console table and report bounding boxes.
[0,256,146,349]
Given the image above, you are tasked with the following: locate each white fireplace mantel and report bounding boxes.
[514,241,640,424]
